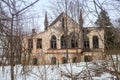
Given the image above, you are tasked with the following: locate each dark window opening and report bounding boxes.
[85,56,92,62]
[62,18,64,28]
[28,49,32,53]
[93,36,99,48]
[72,57,77,63]
[33,58,38,65]
[37,38,42,49]
[84,36,89,49]
[61,35,66,49]
[51,57,56,65]
[28,39,33,49]
[71,35,78,48]
[51,35,57,49]
[62,57,67,64]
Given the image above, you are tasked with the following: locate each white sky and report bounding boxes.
[25,0,120,32]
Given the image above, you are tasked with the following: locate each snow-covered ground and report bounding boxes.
[0,61,118,80]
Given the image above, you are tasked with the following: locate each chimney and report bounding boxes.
[44,12,48,30]
[32,29,36,34]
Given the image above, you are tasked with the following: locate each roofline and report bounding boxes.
[48,12,79,27]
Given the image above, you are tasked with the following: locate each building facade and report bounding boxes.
[22,12,105,65]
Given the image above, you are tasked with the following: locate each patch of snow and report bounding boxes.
[0,61,118,80]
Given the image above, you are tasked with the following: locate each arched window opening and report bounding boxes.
[93,36,99,48]
[62,57,67,64]
[84,36,89,49]
[70,35,78,48]
[51,57,56,65]
[33,58,38,65]
[84,56,92,62]
[72,57,77,63]
[51,35,57,49]
[61,35,66,49]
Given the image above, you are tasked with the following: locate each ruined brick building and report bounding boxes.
[22,12,105,65]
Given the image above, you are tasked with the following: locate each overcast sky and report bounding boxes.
[1,0,119,32]
[26,0,120,32]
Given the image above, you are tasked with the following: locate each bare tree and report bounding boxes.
[0,0,39,80]
[47,0,120,80]
[1,0,119,80]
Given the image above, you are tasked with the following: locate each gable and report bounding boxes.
[48,12,79,30]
